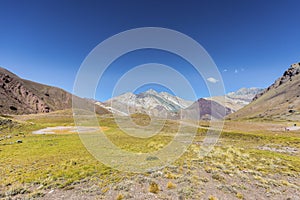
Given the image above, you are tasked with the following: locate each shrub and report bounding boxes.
[208,195,218,200]
[149,182,159,194]
[166,181,176,189]
[236,192,244,199]
[116,194,124,200]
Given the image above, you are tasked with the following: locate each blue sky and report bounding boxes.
[0,0,299,101]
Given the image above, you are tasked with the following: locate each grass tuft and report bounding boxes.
[149,182,159,194]
[166,181,177,189]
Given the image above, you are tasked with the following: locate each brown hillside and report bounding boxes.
[0,67,110,115]
[183,98,232,120]
[228,63,300,121]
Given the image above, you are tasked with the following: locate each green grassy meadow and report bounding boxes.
[0,111,299,199]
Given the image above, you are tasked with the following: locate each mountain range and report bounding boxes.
[0,67,109,115]
[229,62,300,121]
[205,87,264,112]
[99,88,262,120]
[100,89,193,118]
[2,63,299,121]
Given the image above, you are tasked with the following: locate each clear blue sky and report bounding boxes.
[0,0,299,101]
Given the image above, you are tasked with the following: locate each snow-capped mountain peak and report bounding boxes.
[143,89,158,95]
[205,87,263,112]
[96,87,263,119]
[103,89,193,117]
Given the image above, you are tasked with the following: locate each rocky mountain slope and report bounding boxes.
[183,98,233,120]
[0,67,109,115]
[102,89,233,120]
[229,63,300,121]
[206,87,263,112]
[102,89,194,118]
[0,67,245,119]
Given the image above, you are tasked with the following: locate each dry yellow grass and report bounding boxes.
[149,182,159,194]
[166,181,177,189]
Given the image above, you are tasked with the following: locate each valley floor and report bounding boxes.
[0,111,299,199]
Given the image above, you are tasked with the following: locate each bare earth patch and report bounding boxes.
[32,126,106,134]
[258,145,298,155]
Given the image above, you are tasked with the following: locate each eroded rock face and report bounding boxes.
[103,89,193,118]
[183,98,233,120]
[229,62,300,121]
[0,67,111,115]
[253,63,300,101]
[0,72,50,114]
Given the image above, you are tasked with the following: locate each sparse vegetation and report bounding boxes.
[0,112,299,199]
[116,193,124,200]
[149,182,159,194]
[208,195,218,200]
[236,192,244,199]
[166,181,176,189]
[130,113,151,126]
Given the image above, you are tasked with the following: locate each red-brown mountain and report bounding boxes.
[182,98,233,120]
[0,67,109,115]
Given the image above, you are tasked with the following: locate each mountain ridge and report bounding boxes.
[102,89,194,118]
[0,66,265,120]
[101,89,236,120]
[228,62,300,121]
[206,87,264,112]
[0,67,110,115]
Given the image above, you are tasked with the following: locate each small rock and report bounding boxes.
[37,185,44,190]
[48,190,54,194]
[146,156,159,161]
[151,171,163,178]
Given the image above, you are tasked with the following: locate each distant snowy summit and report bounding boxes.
[96,87,262,120]
[206,87,263,112]
[100,89,193,118]
[230,62,300,121]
